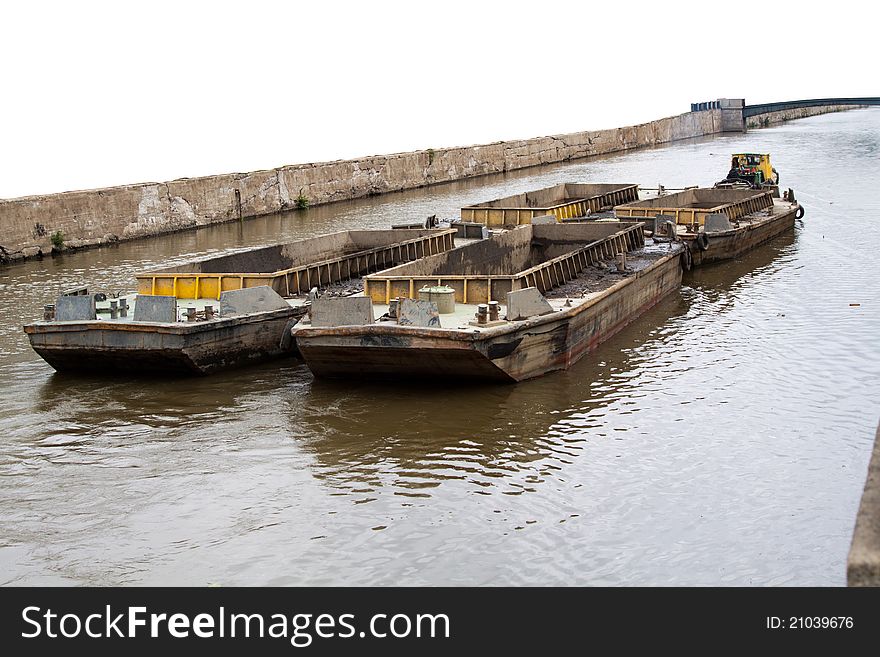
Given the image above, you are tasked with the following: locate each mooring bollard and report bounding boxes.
[617,251,627,272]
[109,299,118,319]
[488,300,500,322]
[118,298,128,317]
[185,307,196,322]
[204,305,214,320]
[43,304,55,321]
[476,304,489,325]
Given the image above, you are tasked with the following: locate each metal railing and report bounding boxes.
[460,185,639,226]
[516,225,645,294]
[743,97,880,118]
[615,192,773,226]
[364,224,645,304]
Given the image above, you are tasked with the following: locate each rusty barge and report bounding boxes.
[614,187,801,266]
[24,229,457,375]
[460,183,639,226]
[292,222,684,383]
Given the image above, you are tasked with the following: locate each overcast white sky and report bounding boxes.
[1,0,872,198]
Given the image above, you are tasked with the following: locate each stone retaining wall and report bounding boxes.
[0,110,720,263]
[745,104,860,128]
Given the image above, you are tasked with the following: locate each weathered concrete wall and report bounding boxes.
[719,98,745,132]
[745,104,861,128]
[848,422,880,586]
[0,110,721,264]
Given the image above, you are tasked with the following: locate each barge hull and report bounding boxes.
[295,250,683,383]
[25,310,298,375]
[687,206,796,266]
[295,340,515,382]
[495,252,681,380]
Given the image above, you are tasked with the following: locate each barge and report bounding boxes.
[24,228,457,375]
[460,183,639,226]
[292,222,684,383]
[613,187,800,266]
[25,287,301,375]
[136,228,456,298]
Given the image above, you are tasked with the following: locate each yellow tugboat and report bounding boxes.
[716,153,779,189]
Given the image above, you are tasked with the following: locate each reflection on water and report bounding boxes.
[1,109,879,585]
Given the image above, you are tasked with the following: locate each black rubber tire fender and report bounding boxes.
[696,232,710,251]
[795,205,805,219]
[680,243,693,271]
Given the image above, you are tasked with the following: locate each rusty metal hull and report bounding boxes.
[685,203,797,266]
[295,250,683,383]
[24,308,299,376]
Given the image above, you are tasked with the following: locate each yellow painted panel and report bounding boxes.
[389,281,411,301]
[176,277,198,299]
[200,279,221,300]
[365,281,385,303]
[153,279,174,296]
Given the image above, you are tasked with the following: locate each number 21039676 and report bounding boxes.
[766,617,854,630]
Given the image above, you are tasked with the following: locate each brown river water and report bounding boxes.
[1,110,878,586]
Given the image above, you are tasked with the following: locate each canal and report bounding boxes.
[1,109,878,585]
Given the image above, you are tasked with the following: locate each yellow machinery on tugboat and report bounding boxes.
[716,153,779,189]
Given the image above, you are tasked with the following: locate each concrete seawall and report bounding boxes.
[0,102,861,265]
[848,422,880,586]
[745,103,859,129]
